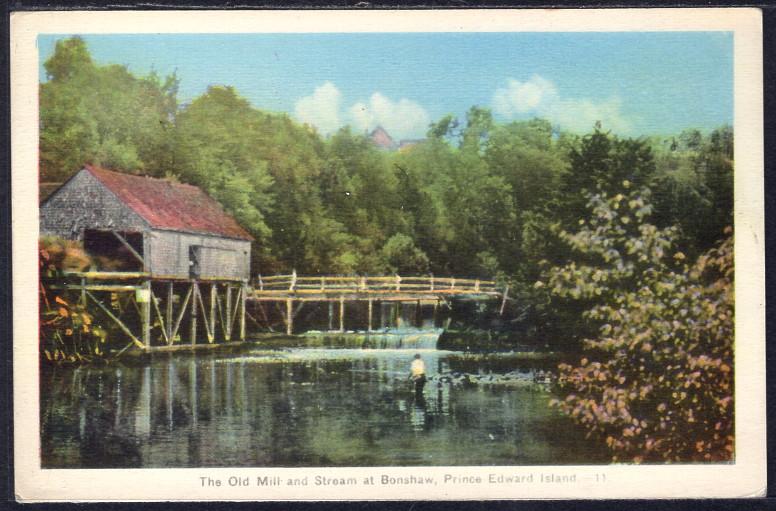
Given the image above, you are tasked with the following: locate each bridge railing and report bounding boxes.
[254,272,499,295]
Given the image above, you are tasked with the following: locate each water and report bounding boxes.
[40,339,609,468]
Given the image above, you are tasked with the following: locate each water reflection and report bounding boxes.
[41,348,608,468]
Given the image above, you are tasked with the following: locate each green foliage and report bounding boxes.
[650,126,734,255]
[40,37,179,181]
[381,233,430,274]
[39,37,734,306]
[545,188,734,462]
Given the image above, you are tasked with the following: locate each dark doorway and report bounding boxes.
[83,229,144,271]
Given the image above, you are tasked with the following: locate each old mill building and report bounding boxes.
[40,164,254,280]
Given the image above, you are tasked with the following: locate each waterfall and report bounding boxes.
[365,329,441,350]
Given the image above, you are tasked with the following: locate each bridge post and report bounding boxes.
[339,296,345,333]
[367,298,373,332]
[328,302,333,331]
[499,285,510,316]
[286,298,294,335]
[433,299,439,328]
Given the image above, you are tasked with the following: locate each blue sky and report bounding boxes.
[38,32,733,140]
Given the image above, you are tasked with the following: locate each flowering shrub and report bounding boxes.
[545,184,734,462]
[40,238,110,363]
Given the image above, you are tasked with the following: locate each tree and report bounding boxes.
[40,37,179,181]
[381,233,430,274]
[559,126,655,230]
[545,186,734,462]
[173,86,275,250]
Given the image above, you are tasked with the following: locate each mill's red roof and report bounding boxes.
[85,165,254,241]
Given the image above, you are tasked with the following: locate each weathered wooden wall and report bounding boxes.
[40,169,148,239]
[147,230,250,279]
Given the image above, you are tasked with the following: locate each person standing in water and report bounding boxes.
[409,353,426,396]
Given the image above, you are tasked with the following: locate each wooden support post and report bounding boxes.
[170,286,192,342]
[499,285,510,316]
[395,302,402,329]
[225,285,232,341]
[430,275,434,292]
[367,299,373,332]
[240,282,247,341]
[328,302,333,331]
[210,284,217,340]
[395,275,401,291]
[84,291,144,349]
[166,282,174,344]
[80,277,86,306]
[339,296,345,333]
[190,281,198,345]
[111,231,145,269]
[141,280,151,349]
[286,298,294,335]
[230,286,242,337]
[433,299,439,328]
[475,279,480,292]
[416,299,422,328]
[150,289,170,345]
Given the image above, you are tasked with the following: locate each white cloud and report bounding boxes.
[348,92,430,140]
[492,74,631,134]
[294,83,430,139]
[293,81,342,135]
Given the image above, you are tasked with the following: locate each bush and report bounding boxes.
[40,238,111,363]
[544,185,734,462]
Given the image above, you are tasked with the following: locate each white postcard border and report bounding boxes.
[11,8,766,501]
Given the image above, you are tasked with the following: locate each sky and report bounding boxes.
[38,32,733,140]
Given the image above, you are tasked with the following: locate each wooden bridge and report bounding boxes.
[43,271,507,351]
[252,271,508,335]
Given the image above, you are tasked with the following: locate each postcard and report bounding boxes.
[11,8,765,501]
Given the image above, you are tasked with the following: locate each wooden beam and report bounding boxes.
[339,296,345,333]
[367,298,373,332]
[111,231,145,268]
[166,282,174,343]
[257,301,275,332]
[85,290,144,349]
[286,298,294,335]
[170,286,192,343]
[225,285,233,341]
[240,283,247,340]
[328,302,333,331]
[195,281,213,343]
[210,284,217,341]
[230,285,242,338]
[190,281,198,345]
[141,280,151,348]
[150,288,170,345]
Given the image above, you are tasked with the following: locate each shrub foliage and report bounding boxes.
[546,185,734,462]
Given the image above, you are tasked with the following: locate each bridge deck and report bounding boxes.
[250,273,502,302]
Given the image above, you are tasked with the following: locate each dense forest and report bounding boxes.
[40,37,735,462]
